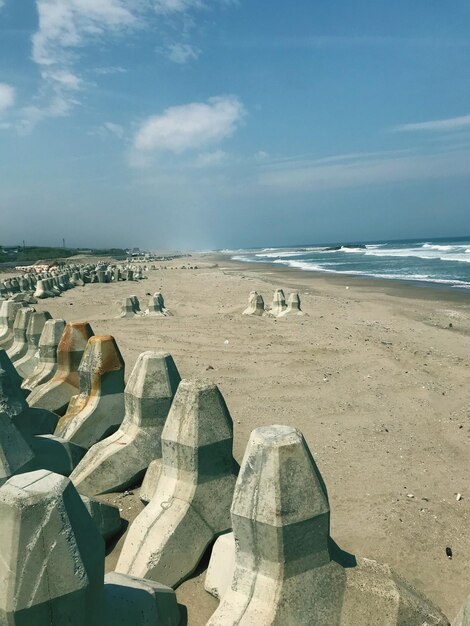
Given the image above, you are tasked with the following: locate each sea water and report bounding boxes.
[228,236,470,289]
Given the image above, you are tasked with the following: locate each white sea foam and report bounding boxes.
[232,239,470,288]
[263,257,470,287]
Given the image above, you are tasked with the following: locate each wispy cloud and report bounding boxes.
[0,83,15,115]
[256,147,470,192]
[216,35,470,51]
[165,42,201,64]
[92,66,128,76]
[153,0,205,15]
[192,149,228,167]
[133,95,245,154]
[103,121,125,138]
[393,114,470,133]
[24,0,231,131]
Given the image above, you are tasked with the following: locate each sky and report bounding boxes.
[1,0,470,250]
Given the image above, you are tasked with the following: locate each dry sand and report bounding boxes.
[23,254,470,623]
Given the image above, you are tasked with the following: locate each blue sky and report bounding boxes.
[1,1,470,250]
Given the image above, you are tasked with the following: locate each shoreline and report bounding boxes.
[203,252,470,304]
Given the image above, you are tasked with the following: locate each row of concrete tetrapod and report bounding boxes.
[243,288,304,317]
[118,291,171,318]
[0,261,149,302]
[0,309,468,623]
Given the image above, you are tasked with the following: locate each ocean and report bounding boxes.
[228,236,470,289]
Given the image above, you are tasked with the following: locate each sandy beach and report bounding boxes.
[15,253,470,623]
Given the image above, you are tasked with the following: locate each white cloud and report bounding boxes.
[166,42,200,64]
[393,114,470,133]
[32,0,139,67]
[103,121,124,138]
[133,95,245,153]
[0,83,15,114]
[153,0,205,15]
[22,0,141,130]
[24,0,235,130]
[93,65,127,75]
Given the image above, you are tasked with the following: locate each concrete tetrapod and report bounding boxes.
[33,279,49,299]
[14,310,52,379]
[70,351,180,496]
[206,425,449,626]
[24,434,87,476]
[27,321,94,415]
[81,496,122,541]
[146,291,171,316]
[55,335,125,448]
[0,300,24,350]
[139,457,162,503]
[242,291,266,316]
[118,297,139,318]
[0,351,58,437]
[6,307,35,363]
[21,318,66,392]
[270,288,287,317]
[278,292,304,316]
[104,573,180,626]
[0,470,104,626]
[0,412,35,487]
[0,469,181,626]
[116,379,239,588]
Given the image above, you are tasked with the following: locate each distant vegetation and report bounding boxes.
[0,246,128,263]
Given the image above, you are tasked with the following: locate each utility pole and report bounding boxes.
[22,240,25,250]
[62,238,66,249]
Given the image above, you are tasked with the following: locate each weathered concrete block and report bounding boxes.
[278,292,304,316]
[9,278,20,294]
[27,321,94,416]
[0,351,58,437]
[242,291,266,316]
[206,425,449,626]
[55,335,126,448]
[7,307,35,363]
[145,295,165,316]
[130,295,140,311]
[145,291,171,316]
[270,288,287,317]
[24,434,87,476]
[116,379,239,587]
[81,496,122,541]
[33,279,49,299]
[0,470,104,626]
[139,458,162,503]
[15,310,52,379]
[10,293,28,303]
[0,300,24,350]
[205,532,235,600]
[97,269,106,283]
[0,413,35,487]
[103,572,180,626]
[0,348,24,405]
[21,318,66,392]
[118,297,138,318]
[70,351,180,496]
